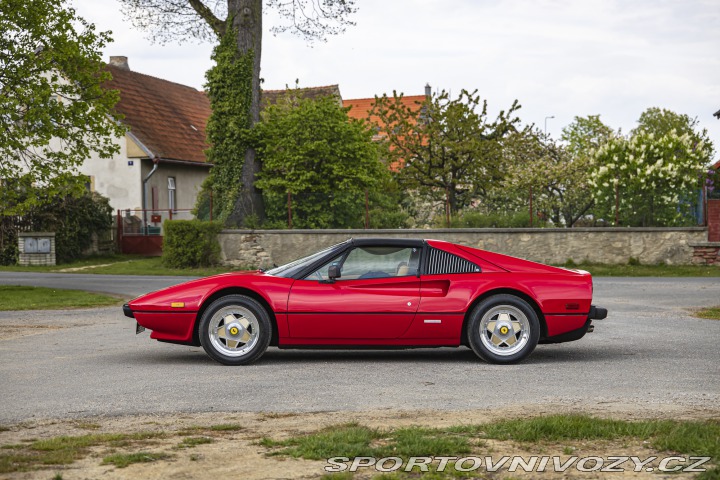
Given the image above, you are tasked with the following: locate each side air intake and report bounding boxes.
[426,248,481,275]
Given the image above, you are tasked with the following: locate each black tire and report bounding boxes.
[199,294,271,365]
[467,294,540,364]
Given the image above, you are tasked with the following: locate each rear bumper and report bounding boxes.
[588,305,608,320]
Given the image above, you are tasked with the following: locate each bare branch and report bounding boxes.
[118,0,228,44]
[266,0,357,43]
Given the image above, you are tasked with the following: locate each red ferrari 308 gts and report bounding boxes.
[123,238,607,365]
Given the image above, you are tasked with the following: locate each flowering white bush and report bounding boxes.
[590,130,710,226]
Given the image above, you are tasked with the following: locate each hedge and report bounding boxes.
[162,220,223,268]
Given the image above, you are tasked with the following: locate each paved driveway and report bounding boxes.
[0,275,718,423]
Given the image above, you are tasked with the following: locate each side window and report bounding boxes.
[308,247,420,281]
[425,248,481,275]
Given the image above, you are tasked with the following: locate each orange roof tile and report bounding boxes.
[343,95,427,126]
[104,65,211,164]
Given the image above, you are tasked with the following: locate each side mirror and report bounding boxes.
[328,264,341,280]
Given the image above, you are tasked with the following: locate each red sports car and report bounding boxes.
[123,238,606,365]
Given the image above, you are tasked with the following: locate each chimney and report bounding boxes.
[109,56,130,71]
[425,83,431,98]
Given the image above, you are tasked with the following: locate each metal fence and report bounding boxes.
[116,208,195,237]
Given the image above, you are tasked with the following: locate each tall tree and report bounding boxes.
[502,128,598,227]
[120,0,358,225]
[561,114,615,159]
[255,93,385,228]
[370,89,521,214]
[633,107,715,161]
[0,0,124,215]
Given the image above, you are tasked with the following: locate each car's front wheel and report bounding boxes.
[467,294,540,364]
[199,294,271,365]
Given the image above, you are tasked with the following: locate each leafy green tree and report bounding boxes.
[633,107,715,160]
[120,0,358,226]
[255,94,386,229]
[0,0,124,215]
[561,114,615,160]
[370,89,521,215]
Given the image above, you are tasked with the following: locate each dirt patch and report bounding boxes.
[0,324,67,341]
[1,405,717,479]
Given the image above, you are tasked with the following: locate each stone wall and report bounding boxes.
[218,227,708,268]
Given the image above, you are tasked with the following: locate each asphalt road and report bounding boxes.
[0,271,196,298]
[0,274,718,423]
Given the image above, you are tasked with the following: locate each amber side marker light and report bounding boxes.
[171,302,185,308]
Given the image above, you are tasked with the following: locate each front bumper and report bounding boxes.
[122,303,134,318]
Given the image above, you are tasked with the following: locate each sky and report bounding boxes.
[72,0,720,152]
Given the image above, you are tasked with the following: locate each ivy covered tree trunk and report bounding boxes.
[228,0,264,225]
[203,0,265,226]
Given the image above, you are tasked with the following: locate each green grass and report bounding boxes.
[208,423,243,432]
[0,254,240,276]
[561,262,720,277]
[2,252,718,277]
[0,286,120,310]
[101,452,172,468]
[261,422,471,460]
[696,306,720,320]
[175,437,214,449]
[0,423,248,473]
[0,432,166,473]
[262,415,720,479]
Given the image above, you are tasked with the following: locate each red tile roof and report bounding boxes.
[105,65,211,164]
[343,95,428,171]
[343,95,427,125]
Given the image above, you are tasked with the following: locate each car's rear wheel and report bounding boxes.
[199,294,271,365]
[467,294,540,364]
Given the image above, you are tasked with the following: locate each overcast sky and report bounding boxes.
[73,0,720,153]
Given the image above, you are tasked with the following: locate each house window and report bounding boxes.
[168,177,176,211]
[84,175,95,192]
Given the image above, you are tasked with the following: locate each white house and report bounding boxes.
[84,56,212,218]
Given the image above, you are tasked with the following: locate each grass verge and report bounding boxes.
[695,306,720,320]
[261,414,719,479]
[0,286,120,311]
[2,253,719,277]
[0,255,238,276]
[0,423,241,473]
[562,262,720,277]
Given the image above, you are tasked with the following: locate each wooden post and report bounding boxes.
[614,181,619,226]
[365,189,369,229]
[116,209,123,253]
[287,191,292,229]
[529,186,533,227]
[209,190,213,222]
[445,187,450,228]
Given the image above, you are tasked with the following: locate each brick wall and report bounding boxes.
[708,199,720,242]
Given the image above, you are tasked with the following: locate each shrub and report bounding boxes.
[0,189,112,265]
[162,220,222,268]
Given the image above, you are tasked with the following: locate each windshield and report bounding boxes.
[265,241,349,278]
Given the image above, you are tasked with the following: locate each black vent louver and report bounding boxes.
[426,248,481,275]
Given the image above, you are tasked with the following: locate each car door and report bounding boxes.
[287,244,421,340]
